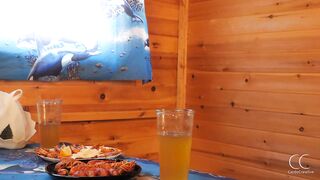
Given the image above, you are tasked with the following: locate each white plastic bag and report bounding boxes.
[0,89,36,149]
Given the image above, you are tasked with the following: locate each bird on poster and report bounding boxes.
[121,0,143,23]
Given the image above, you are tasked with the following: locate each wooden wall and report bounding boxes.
[187,0,320,179]
[0,0,179,161]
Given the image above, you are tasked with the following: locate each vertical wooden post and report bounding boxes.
[177,0,189,109]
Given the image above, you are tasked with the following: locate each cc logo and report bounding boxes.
[288,154,310,170]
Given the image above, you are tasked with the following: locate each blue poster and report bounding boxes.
[0,0,152,81]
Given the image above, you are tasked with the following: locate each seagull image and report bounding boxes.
[121,0,143,23]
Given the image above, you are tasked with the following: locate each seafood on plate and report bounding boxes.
[54,158,137,177]
[35,144,122,160]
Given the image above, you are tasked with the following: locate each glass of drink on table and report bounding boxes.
[37,99,62,148]
[156,109,194,180]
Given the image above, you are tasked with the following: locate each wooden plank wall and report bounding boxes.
[0,0,179,161]
[187,0,320,179]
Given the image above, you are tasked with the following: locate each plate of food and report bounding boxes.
[35,144,122,162]
[46,158,141,179]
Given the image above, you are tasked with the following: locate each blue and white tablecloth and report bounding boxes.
[0,144,232,180]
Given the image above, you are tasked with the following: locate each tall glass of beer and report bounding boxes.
[156,109,194,180]
[37,99,62,148]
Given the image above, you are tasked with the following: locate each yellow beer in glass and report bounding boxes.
[39,123,60,148]
[156,109,194,180]
[37,99,62,148]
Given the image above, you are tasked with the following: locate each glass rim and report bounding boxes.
[155,108,194,115]
[37,99,63,105]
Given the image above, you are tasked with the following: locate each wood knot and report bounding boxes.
[198,42,205,48]
[245,78,249,83]
[245,109,249,112]
[230,101,235,107]
[306,3,310,7]
[306,61,314,67]
[152,42,160,48]
[110,136,116,141]
[196,124,200,129]
[268,14,274,19]
[296,74,301,78]
[222,67,229,72]
[276,2,280,5]
[263,140,267,143]
[139,112,146,117]
[151,86,156,92]
[299,127,304,132]
[191,74,195,79]
[200,105,205,109]
[100,93,106,100]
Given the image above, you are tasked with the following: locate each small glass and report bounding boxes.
[156,109,194,180]
[37,99,62,148]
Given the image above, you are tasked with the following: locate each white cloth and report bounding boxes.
[0,89,36,149]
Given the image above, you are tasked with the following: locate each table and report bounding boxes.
[0,144,233,180]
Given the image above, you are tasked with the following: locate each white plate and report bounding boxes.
[36,146,122,162]
[38,153,122,163]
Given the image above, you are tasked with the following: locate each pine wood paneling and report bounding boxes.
[192,106,320,138]
[189,88,320,116]
[147,17,178,37]
[188,0,320,179]
[193,121,320,160]
[150,35,178,54]
[189,0,320,20]
[190,8,320,36]
[192,138,320,180]
[188,52,320,72]
[188,71,320,94]
[146,0,179,20]
[191,151,307,180]
[188,30,320,54]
